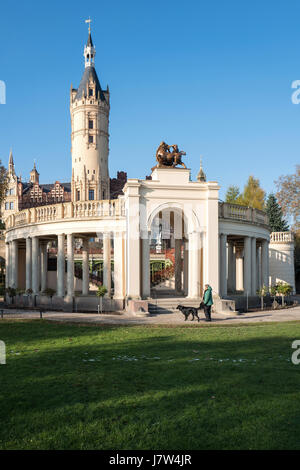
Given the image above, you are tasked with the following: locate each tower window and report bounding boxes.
[89,120,94,129]
[89,88,93,97]
[89,189,94,201]
[89,135,93,144]
[76,190,80,201]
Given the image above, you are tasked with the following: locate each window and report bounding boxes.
[5,202,9,210]
[9,202,14,210]
[89,135,93,144]
[89,189,94,201]
[77,190,80,201]
[89,88,93,97]
[89,120,94,129]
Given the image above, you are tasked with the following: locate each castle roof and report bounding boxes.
[75,66,106,101]
[20,181,71,195]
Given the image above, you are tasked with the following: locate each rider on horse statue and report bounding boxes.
[152,141,187,171]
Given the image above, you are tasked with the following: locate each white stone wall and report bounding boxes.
[269,232,295,292]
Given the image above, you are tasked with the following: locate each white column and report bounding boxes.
[82,238,89,296]
[251,237,257,296]
[227,242,234,293]
[183,240,188,295]
[114,231,125,299]
[67,233,74,298]
[188,232,199,298]
[220,234,227,297]
[236,248,244,291]
[141,234,150,298]
[232,245,236,292]
[41,242,48,293]
[57,234,65,297]
[32,237,39,294]
[205,193,219,296]
[11,240,18,288]
[36,242,41,293]
[261,239,269,288]
[5,243,9,289]
[8,242,13,287]
[103,233,111,296]
[25,238,32,291]
[175,239,182,294]
[244,236,251,296]
[256,245,261,290]
[126,197,141,300]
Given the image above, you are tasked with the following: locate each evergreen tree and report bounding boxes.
[225,185,240,204]
[266,193,289,232]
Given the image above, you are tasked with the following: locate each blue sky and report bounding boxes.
[0,0,299,199]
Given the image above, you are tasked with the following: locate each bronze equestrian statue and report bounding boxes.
[151,142,187,171]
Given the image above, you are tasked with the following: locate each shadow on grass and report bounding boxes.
[1,321,300,449]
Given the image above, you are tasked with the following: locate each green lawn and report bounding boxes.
[1,320,300,450]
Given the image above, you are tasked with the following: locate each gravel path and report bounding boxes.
[1,305,300,325]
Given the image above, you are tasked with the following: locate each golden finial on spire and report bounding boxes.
[197,155,206,182]
[85,17,92,34]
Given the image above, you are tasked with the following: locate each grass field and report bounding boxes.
[1,319,300,450]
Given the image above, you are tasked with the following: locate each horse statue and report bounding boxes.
[151,142,187,171]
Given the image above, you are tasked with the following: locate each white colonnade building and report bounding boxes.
[3,28,296,313]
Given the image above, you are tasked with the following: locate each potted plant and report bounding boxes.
[96,285,107,314]
[276,282,292,308]
[269,284,278,309]
[5,287,16,305]
[257,285,269,311]
[42,288,56,308]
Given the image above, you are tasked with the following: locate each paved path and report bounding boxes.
[1,305,300,325]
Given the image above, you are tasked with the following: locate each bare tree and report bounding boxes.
[275,165,300,230]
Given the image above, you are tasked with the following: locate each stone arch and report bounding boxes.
[147,202,200,235]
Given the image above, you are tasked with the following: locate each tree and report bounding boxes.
[295,230,300,293]
[225,176,266,209]
[241,175,266,210]
[96,285,107,314]
[225,185,241,204]
[275,165,300,230]
[265,194,289,232]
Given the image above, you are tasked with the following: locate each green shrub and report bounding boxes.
[276,282,292,296]
[6,287,16,298]
[42,288,56,298]
[96,285,107,297]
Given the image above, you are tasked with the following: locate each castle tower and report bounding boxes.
[70,22,110,202]
[30,162,39,184]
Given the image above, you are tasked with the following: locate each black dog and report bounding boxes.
[177,304,202,322]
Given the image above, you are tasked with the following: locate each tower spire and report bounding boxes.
[8,149,15,176]
[84,18,96,68]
